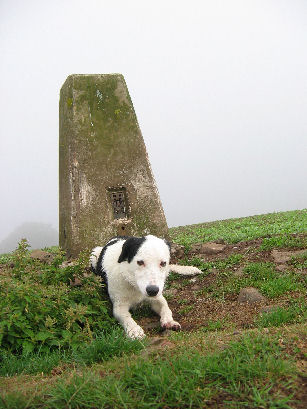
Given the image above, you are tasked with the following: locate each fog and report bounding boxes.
[0,0,306,251]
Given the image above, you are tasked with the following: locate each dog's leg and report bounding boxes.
[113,302,145,340]
[149,296,181,331]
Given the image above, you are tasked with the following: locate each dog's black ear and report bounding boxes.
[118,237,146,263]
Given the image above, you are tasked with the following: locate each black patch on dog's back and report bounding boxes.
[118,236,146,263]
[164,240,171,252]
[94,237,123,293]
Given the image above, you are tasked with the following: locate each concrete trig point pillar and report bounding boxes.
[59,74,168,257]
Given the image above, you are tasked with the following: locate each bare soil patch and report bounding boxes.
[138,234,307,335]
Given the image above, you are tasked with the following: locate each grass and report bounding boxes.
[206,269,304,300]
[255,300,307,328]
[290,251,307,270]
[259,234,307,251]
[200,319,229,332]
[177,258,305,300]
[0,330,301,409]
[0,328,145,377]
[169,209,307,248]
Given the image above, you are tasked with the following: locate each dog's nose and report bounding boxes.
[146,285,159,297]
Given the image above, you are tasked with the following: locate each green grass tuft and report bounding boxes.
[255,301,307,328]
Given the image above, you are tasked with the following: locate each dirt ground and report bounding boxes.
[137,235,307,335]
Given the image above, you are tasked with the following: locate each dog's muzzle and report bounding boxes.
[146,285,159,297]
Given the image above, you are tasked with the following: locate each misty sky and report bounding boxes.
[0,0,306,242]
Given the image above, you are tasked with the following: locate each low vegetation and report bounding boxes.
[0,240,114,354]
[1,209,306,408]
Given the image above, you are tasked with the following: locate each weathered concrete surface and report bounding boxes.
[59,74,168,257]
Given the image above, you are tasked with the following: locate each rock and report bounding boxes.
[237,287,267,304]
[30,249,54,264]
[271,249,307,264]
[276,264,288,272]
[170,243,185,262]
[59,260,77,269]
[190,242,226,255]
[200,242,226,255]
[233,266,245,277]
[69,277,82,287]
[190,243,203,254]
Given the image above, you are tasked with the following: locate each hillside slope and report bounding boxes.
[0,209,306,408]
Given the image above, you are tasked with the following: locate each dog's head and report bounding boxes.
[118,235,171,298]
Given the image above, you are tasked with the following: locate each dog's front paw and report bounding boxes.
[161,320,181,331]
[126,325,146,340]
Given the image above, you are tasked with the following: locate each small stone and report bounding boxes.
[276,264,288,272]
[69,277,82,287]
[30,249,54,264]
[59,260,77,269]
[190,243,202,254]
[200,242,227,255]
[233,267,245,277]
[237,287,267,304]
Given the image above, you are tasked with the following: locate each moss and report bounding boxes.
[72,75,140,157]
[66,98,73,108]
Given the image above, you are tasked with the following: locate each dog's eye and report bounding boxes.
[160,261,166,267]
[137,260,145,266]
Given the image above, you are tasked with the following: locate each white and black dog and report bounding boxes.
[90,235,202,339]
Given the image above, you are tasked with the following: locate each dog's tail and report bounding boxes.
[169,264,202,275]
[90,246,103,272]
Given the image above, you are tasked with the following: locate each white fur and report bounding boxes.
[90,235,202,339]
